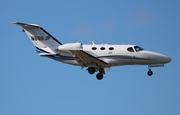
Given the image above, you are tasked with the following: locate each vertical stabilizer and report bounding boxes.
[13,22,62,53]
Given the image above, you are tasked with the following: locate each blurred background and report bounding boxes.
[0,0,179,115]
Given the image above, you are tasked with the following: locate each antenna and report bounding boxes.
[91,41,95,45]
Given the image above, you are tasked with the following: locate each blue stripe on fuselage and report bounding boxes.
[50,55,74,60]
[35,49,74,60]
[97,55,154,60]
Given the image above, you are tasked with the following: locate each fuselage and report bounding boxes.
[54,44,171,67]
[14,22,172,79]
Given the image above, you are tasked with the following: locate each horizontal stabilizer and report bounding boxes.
[38,53,56,57]
[12,22,40,28]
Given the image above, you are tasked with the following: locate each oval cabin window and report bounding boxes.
[92,47,97,50]
[109,47,114,50]
[100,47,105,50]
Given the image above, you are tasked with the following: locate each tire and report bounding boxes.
[147,70,153,76]
[96,73,103,80]
[88,67,95,74]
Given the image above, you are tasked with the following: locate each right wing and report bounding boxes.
[70,50,108,68]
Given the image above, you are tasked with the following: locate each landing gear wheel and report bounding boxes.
[96,73,103,80]
[147,70,153,76]
[88,67,95,74]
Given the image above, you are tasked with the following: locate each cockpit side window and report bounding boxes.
[134,46,144,52]
[127,47,134,52]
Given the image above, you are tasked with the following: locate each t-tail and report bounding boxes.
[13,22,62,54]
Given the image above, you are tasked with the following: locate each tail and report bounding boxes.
[13,22,62,54]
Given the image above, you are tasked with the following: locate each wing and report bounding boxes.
[70,50,108,68]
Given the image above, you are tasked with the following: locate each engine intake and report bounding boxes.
[58,42,82,51]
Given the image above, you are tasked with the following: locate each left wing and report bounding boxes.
[70,50,108,68]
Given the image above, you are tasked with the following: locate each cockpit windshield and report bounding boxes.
[134,46,144,52]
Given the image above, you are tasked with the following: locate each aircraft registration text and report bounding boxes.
[31,36,50,41]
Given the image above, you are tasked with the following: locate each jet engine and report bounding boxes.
[58,42,83,51]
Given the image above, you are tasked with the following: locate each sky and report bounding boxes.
[0,0,180,115]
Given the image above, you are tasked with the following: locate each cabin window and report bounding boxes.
[134,46,144,52]
[127,47,134,52]
[109,47,114,50]
[92,47,97,50]
[100,47,105,50]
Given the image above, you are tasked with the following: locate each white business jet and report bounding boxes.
[13,22,171,80]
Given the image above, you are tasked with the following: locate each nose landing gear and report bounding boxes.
[147,64,164,76]
[147,65,154,76]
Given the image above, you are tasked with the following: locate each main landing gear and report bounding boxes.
[87,67,104,80]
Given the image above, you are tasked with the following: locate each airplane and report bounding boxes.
[13,22,172,80]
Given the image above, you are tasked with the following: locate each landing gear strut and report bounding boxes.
[147,66,153,76]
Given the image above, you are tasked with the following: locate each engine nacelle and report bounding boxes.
[58,42,83,51]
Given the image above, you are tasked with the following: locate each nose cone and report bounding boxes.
[163,56,171,63]
[156,54,172,64]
